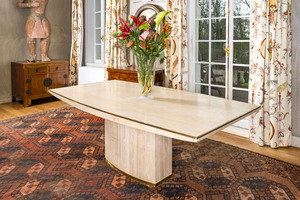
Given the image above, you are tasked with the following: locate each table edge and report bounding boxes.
[49,89,260,143]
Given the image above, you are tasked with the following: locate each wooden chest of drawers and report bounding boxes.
[107,66,164,86]
[11,60,69,107]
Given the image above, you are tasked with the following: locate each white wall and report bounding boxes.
[78,67,105,85]
[129,0,166,15]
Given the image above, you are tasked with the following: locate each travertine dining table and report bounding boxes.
[49,80,260,186]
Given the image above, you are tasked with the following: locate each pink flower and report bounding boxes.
[139,29,150,41]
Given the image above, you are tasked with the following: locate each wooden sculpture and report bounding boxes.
[17,0,51,62]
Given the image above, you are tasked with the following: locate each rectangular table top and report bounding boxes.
[50,80,260,142]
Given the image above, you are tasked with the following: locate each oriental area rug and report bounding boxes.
[0,107,299,200]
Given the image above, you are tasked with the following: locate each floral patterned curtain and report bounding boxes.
[166,0,188,90]
[249,0,292,148]
[105,0,127,72]
[69,0,83,86]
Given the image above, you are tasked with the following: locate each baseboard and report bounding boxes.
[223,126,248,138]
[0,96,12,104]
[292,136,300,148]
[224,126,300,148]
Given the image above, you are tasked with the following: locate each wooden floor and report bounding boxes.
[0,98,299,166]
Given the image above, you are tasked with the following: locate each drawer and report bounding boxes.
[110,73,120,80]
[119,73,138,82]
[49,63,67,73]
[27,66,47,74]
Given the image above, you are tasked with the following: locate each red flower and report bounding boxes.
[130,16,148,28]
[117,17,133,40]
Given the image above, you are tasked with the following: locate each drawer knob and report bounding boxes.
[63,74,67,78]
[26,89,30,94]
[43,78,53,87]
[36,68,40,72]
[26,78,31,83]
[56,66,59,70]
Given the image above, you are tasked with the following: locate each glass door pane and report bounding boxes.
[95,0,101,12]
[233,0,250,16]
[211,42,226,63]
[196,0,209,18]
[211,65,226,86]
[211,19,226,40]
[197,20,209,40]
[233,18,250,40]
[211,0,226,17]
[232,66,249,89]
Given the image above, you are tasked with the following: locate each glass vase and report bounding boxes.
[135,53,156,99]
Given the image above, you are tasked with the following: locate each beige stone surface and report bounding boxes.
[105,120,172,185]
[50,80,260,142]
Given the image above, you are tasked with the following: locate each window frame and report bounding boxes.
[85,0,106,66]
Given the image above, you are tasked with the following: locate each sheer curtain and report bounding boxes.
[69,0,83,86]
[249,0,292,148]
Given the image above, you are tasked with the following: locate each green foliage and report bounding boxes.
[139,23,151,30]
[155,11,172,33]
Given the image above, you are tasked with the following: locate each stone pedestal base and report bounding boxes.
[105,120,172,186]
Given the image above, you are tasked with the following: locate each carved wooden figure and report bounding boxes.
[17,0,51,62]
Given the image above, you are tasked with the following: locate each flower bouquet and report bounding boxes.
[113,11,172,98]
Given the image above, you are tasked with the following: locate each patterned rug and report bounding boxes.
[0,107,299,200]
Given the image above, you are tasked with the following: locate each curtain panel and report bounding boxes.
[105,0,127,72]
[166,0,188,90]
[249,0,292,148]
[69,0,83,86]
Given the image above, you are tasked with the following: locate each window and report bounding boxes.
[85,0,106,65]
[189,0,251,103]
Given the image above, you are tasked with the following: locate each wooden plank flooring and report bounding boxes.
[0,98,68,121]
[0,98,299,166]
[210,132,300,166]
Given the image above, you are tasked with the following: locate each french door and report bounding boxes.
[189,0,251,129]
